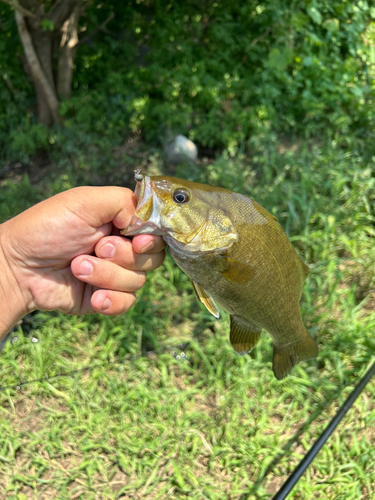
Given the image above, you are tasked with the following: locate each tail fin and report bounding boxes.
[272,333,318,380]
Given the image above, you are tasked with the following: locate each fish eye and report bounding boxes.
[173,189,190,204]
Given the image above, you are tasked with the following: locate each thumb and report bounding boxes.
[62,186,137,229]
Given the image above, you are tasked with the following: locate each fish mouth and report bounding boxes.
[121,175,165,237]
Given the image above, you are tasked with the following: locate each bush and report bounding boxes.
[1,0,375,160]
[69,0,375,147]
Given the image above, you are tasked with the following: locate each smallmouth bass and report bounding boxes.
[122,169,317,379]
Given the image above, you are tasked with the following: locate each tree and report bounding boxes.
[1,0,89,126]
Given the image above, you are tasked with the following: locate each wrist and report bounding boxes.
[0,221,29,340]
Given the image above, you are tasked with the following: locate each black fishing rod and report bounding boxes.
[272,359,375,500]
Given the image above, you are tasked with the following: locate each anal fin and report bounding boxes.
[230,315,261,354]
[190,279,220,318]
[272,334,318,380]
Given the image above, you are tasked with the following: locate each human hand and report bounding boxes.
[0,186,165,337]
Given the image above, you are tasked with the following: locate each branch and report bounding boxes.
[1,0,40,21]
[249,22,279,48]
[78,12,115,45]
[2,74,18,100]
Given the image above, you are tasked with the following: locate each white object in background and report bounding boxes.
[164,134,198,164]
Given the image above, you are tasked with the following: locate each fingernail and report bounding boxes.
[101,298,111,312]
[78,260,93,276]
[140,241,154,253]
[100,243,116,258]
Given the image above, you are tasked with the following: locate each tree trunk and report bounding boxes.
[34,78,55,125]
[15,10,61,125]
[31,28,56,125]
[57,3,81,100]
[11,0,94,126]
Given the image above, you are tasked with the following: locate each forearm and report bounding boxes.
[0,222,28,340]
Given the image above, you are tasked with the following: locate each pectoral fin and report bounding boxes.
[272,334,318,380]
[219,257,256,284]
[230,315,261,354]
[190,280,220,318]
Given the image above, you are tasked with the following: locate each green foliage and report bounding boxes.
[0,175,44,221]
[0,4,35,160]
[1,0,375,159]
[7,123,51,160]
[67,0,375,147]
[40,19,55,31]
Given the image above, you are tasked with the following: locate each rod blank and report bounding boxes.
[272,359,375,500]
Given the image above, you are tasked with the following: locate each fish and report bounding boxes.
[122,169,318,379]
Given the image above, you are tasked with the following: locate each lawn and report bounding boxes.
[0,136,374,499]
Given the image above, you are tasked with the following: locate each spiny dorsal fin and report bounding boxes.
[272,334,318,380]
[230,315,262,354]
[190,279,220,318]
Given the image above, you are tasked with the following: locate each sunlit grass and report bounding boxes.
[1,136,374,499]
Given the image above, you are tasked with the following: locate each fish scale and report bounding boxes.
[122,170,317,380]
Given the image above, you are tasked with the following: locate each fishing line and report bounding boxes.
[0,362,113,393]
[272,358,375,500]
[0,342,191,393]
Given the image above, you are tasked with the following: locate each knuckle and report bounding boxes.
[129,252,138,269]
[136,271,147,289]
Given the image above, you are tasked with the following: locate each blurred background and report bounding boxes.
[0,1,375,499]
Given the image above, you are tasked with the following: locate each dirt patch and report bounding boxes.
[13,397,69,434]
[266,475,288,494]
[0,151,54,186]
[339,259,375,312]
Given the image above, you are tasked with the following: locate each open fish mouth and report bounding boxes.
[121,173,165,237]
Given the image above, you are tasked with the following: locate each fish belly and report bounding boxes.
[170,248,300,340]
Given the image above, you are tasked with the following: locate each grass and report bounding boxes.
[0,135,375,499]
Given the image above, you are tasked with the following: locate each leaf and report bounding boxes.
[350,86,364,98]
[41,19,55,32]
[303,56,313,67]
[322,18,340,32]
[307,6,322,25]
[268,47,294,71]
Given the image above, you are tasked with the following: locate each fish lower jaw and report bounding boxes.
[122,217,164,237]
[166,237,233,258]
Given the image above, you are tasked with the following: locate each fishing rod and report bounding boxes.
[272,358,375,500]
